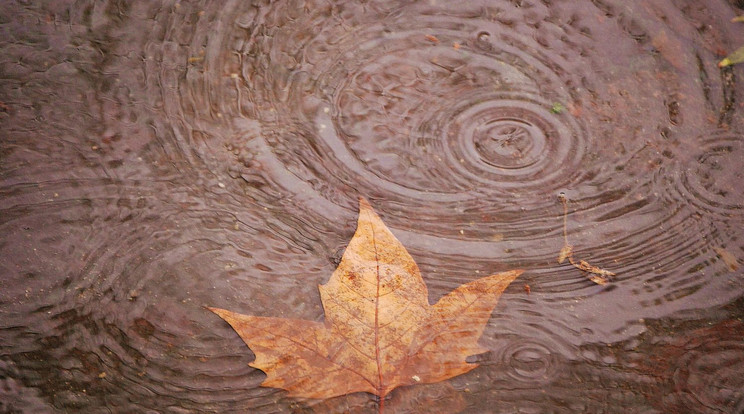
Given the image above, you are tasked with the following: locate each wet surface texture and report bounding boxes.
[1,1,743,412]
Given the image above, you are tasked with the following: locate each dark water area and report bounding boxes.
[1,0,744,412]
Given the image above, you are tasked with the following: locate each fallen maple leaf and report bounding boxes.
[208,198,522,411]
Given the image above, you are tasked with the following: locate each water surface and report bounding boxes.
[1,0,743,412]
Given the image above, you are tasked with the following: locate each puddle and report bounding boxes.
[1,0,743,412]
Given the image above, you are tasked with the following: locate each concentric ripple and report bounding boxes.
[321,22,589,196]
[670,131,744,219]
[670,337,744,412]
[633,320,744,413]
[499,339,558,384]
[252,9,591,201]
[438,94,584,193]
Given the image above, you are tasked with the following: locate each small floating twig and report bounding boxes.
[558,193,615,285]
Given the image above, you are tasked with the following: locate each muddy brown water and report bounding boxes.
[2,1,744,413]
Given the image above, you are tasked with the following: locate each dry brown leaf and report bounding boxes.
[586,274,609,286]
[574,260,614,285]
[575,260,616,277]
[208,198,522,411]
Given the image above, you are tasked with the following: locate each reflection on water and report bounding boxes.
[1,0,743,412]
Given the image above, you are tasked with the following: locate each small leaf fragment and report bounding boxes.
[425,34,440,43]
[732,15,744,23]
[558,194,617,285]
[574,260,614,285]
[719,45,744,67]
[558,245,573,263]
[587,274,610,286]
[575,260,616,277]
[550,102,566,114]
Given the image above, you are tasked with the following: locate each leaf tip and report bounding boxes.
[358,196,372,211]
[206,306,229,319]
[484,269,524,286]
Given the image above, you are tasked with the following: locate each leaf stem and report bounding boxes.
[557,193,615,284]
[559,192,569,246]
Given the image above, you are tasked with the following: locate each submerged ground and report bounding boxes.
[1,1,743,412]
